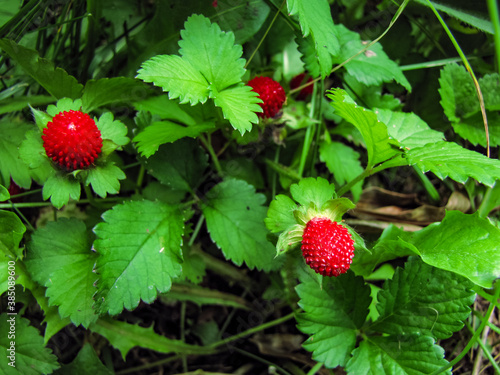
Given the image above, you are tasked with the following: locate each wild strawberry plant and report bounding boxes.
[1,1,500,374]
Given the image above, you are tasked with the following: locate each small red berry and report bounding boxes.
[301,217,354,277]
[42,110,102,171]
[248,76,286,118]
[290,73,314,100]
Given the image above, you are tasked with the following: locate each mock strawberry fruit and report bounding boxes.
[301,217,354,277]
[248,76,286,118]
[42,110,102,171]
[290,73,314,100]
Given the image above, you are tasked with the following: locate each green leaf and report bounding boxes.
[265,194,298,234]
[290,177,337,209]
[93,200,184,315]
[0,39,83,99]
[134,95,199,125]
[405,141,500,187]
[374,109,445,149]
[143,139,208,193]
[213,84,262,134]
[0,185,8,201]
[85,163,125,198]
[18,129,54,185]
[439,64,478,122]
[201,179,279,271]
[412,211,500,288]
[89,317,210,359]
[0,0,21,28]
[297,36,321,78]
[0,118,35,189]
[179,14,245,91]
[46,98,83,116]
[333,24,411,91]
[136,54,209,105]
[372,257,474,339]
[0,95,55,115]
[296,272,371,368]
[42,173,81,209]
[55,343,113,375]
[134,120,215,158]
[0,314,60,375]
[319,141,364,201]
[287,0,340,78]
[25,218,98,327]
[328,89,401,168]
[346,335,451,375]
[95,112,130,147]
[81,77,149,112]
[0,210,26,259]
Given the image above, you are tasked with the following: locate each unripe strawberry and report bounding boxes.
[301,217,354,277]
[248,76,286,118]
[42,110,102,171]
[290,73,313,100]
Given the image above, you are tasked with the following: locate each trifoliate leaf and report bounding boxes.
[201,179,279,271]
[0,38,83,99]
[265,194,298,234]
[93,200,184,315]
[406,141,500,187]
[81,77,149,113]
[290,177,337,209]
[25,218,98,327]
[42,172,81,209]
[296,272,371,368]
[55,343,113,375]
[143,139,208,193]
[328,89,401,168]
[95,112,129,148]
[0,314,60,375]
[287,0,340,78]
[374,109,444,149]
[319,141,364,201]
[46,98,83,116]
[0,210,25,259]
[134,120,215,158]
[0,118,34,189]
[333,24,410,91]
[371,257,475,339]
[346,334,451,375]
[180,14,245,91]
[412,211,500,288]
[85,163,125,198]
[213,84,262,135]
[137,55,209,105]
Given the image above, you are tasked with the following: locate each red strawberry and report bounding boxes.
[301,217,354,277]
[290,73,313,100]
[42,110,103,171]
[248,76,286,118]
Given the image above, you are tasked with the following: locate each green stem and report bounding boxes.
[264,158,301,182]
[487,0,500,74]
[136,164,145,193]
[0,197,124,209]
[188,215,205,247]
[199,134,223,176]
[465,320,500,375]
[430,283,500,375]
[307,363,324,375]
[425,0,490,157]
[413,166,440,204]
[337,167,373,197]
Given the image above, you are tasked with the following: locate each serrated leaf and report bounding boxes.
[319,141,364,201]
[346,334,451,375]
[0,314,60,375]
[42,173,81,209]
[0,38,83,99]
[93,200,184,315]
[95,112,129,147]
[143,138,208,193]
[372,257,474,339]
[451,112,500,148]
[137,55,209,105]
[25,218,98,327]
[296,36,321,78]
[265,194,298,234]
[89,317,211,359]
[19,129,54,185]
[134,120,215,158]
[55,343,113,375]
[439,64,478,122]
[287,0,340,78]
[201,179,279,271]
[0,118,34,189]
[290,177,336,209]
[134,95,199,125]
[333,24,411,91]
[0,210,25,259]
[412,211,500,288]
[46,98,83,116]
[406,141,500,187]
[375,109,445,149]
[85,163,125,198]
[82,77,149,112]
[213,85,262,135]
[328,89,401,168]
[180,14,245,91]
[296,272,371,368]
